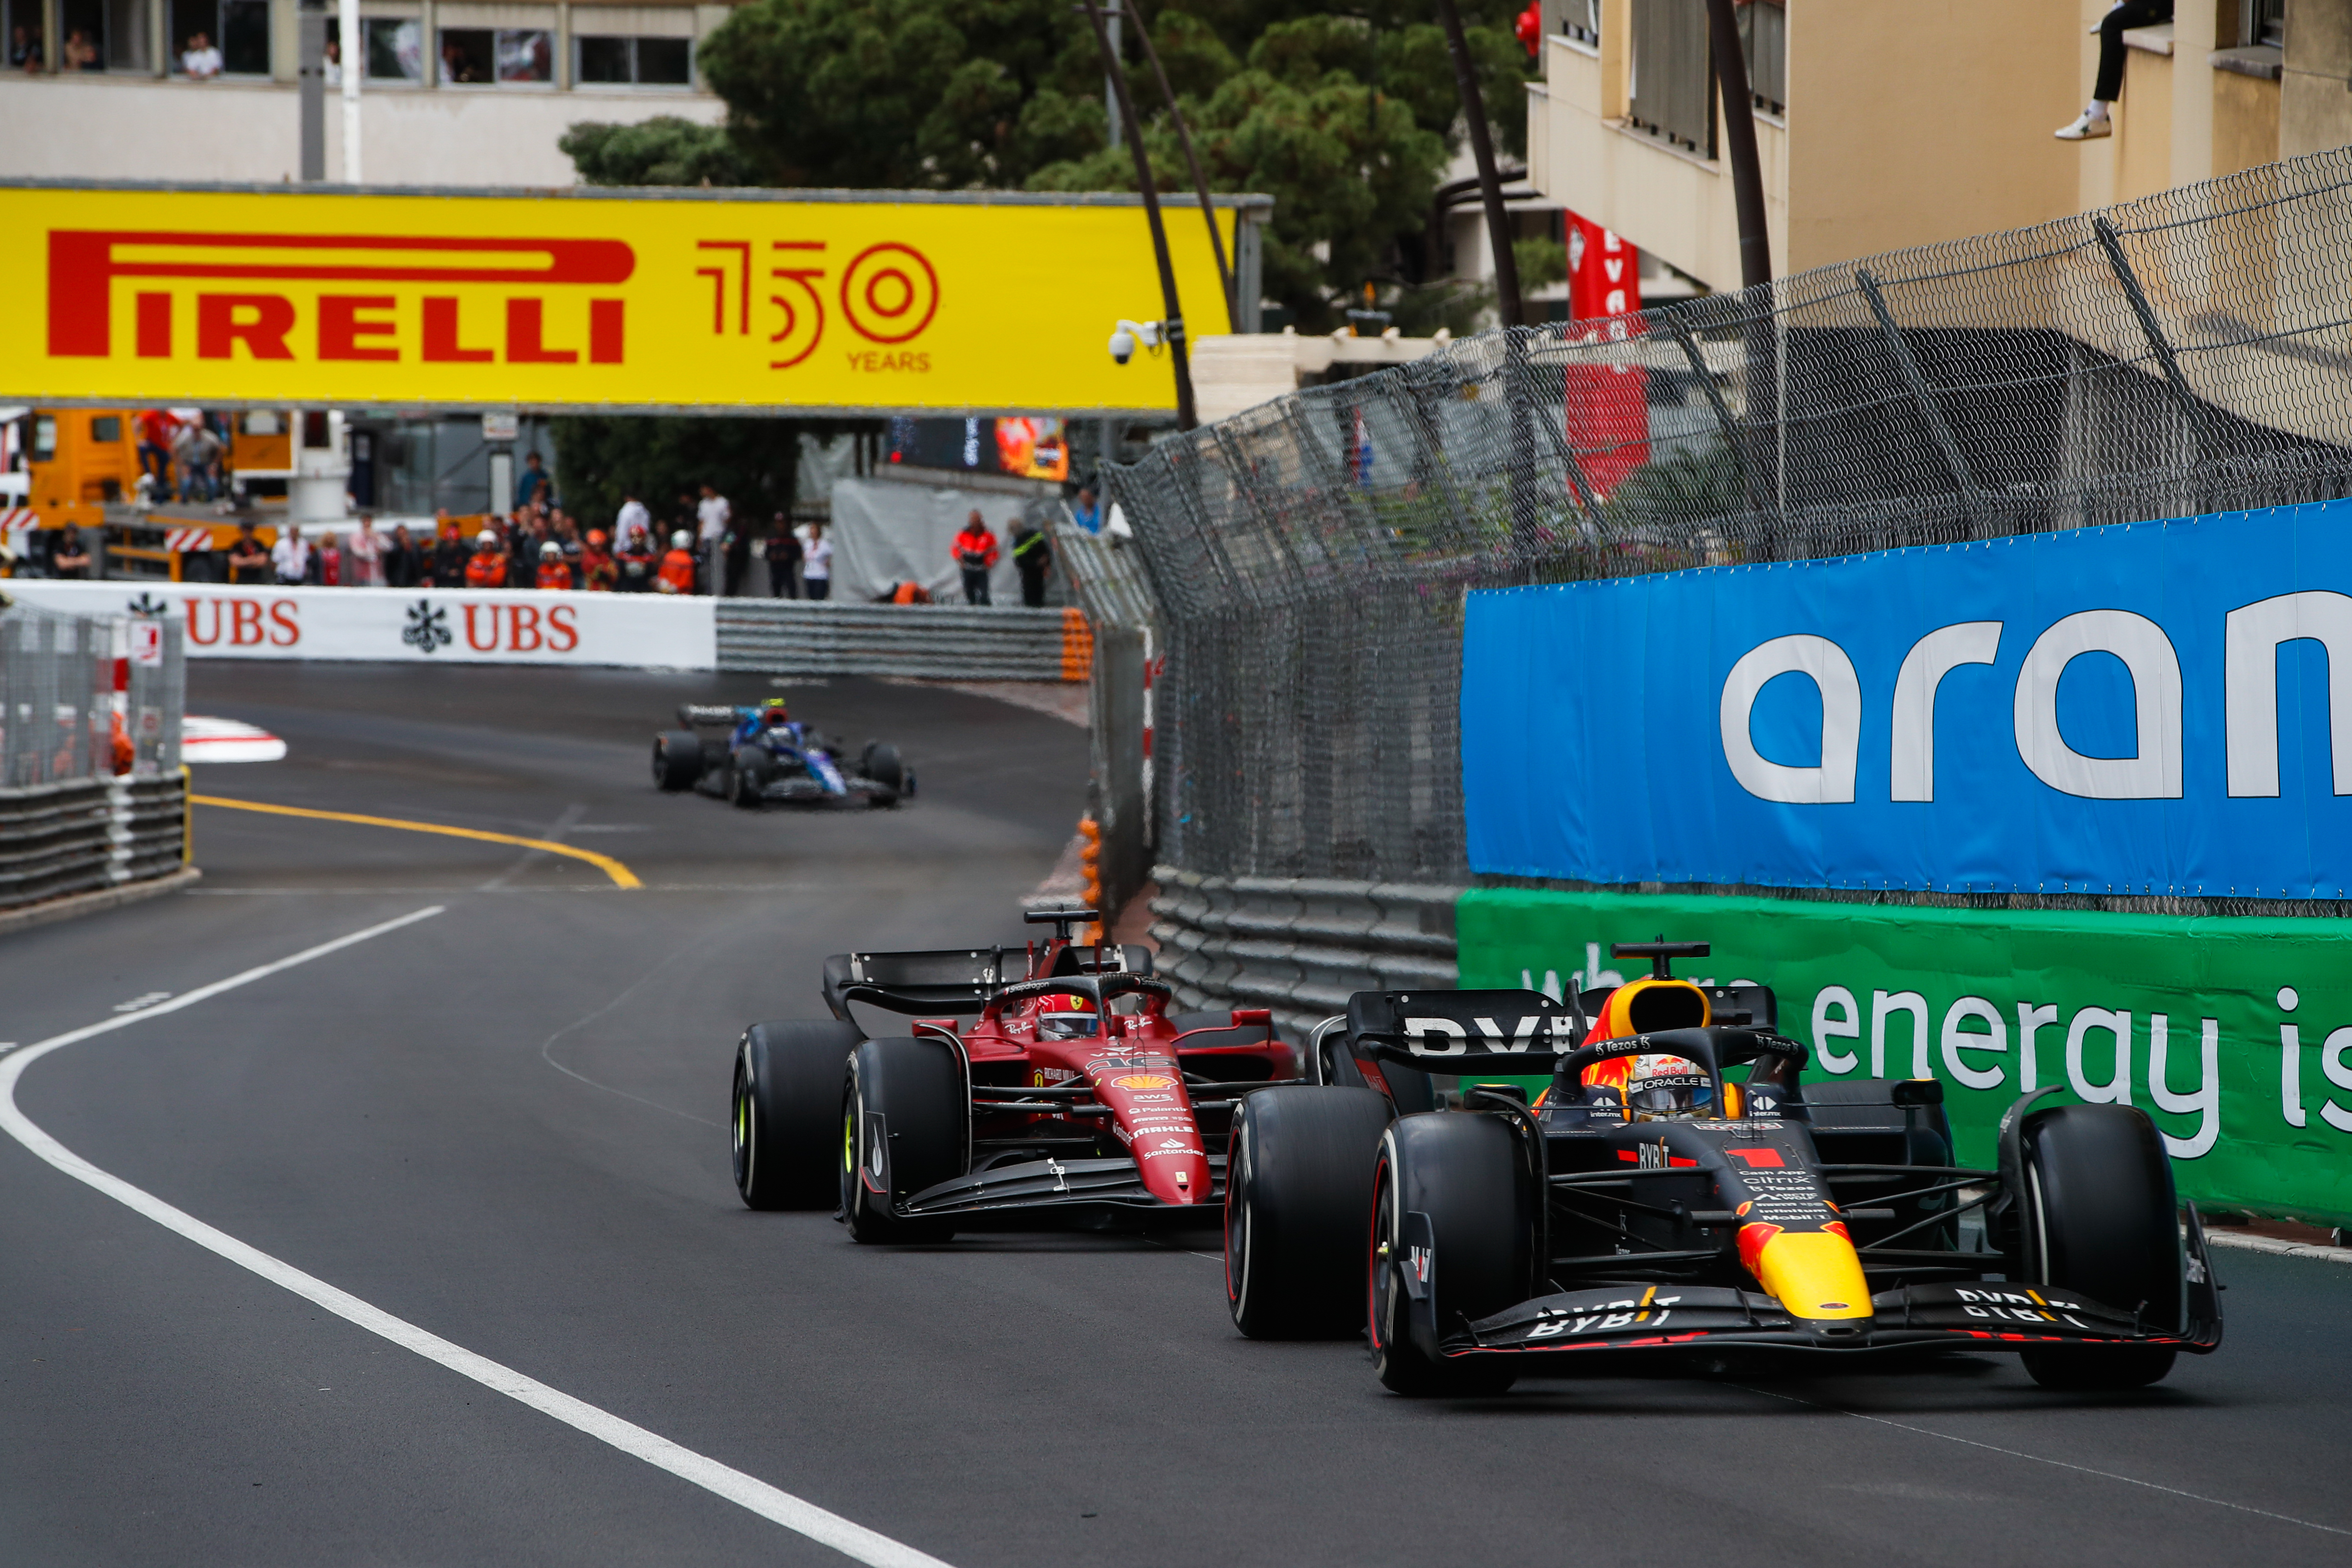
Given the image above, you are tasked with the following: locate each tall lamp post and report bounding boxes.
[1433,0,1521,328]
[1126,0,1235,331]
[1704,0,1770,288]
[1079,0,1198,431]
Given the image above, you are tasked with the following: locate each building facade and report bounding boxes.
[1524,0,2344,292]
[1,0,731,186]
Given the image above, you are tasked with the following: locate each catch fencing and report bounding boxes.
[716,601,1094,683]
[0,598,191,918]
[1110,147,2352,911]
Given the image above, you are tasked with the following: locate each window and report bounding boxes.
[59,0,104,69]
[366,17,422,81]
[574,33,689,85]
[170,0,267,73]
[90,415,123,443]
[6,0,47,70]
[2243,0,2284,48]
[1560,0,1598,49]
[438,25,548,83]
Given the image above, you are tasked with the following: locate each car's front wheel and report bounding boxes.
[2018,1102,2183,1391]
[653,730,702,791]
[1369,1112,1531,1397]
[840,1038,965,1244]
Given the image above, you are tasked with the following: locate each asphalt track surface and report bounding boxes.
[2,664,2348,1567]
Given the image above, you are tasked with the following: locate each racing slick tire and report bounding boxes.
[842,1037,966,1244]
[1370,1112,1533,1397]
[861,743,906,807]
[730,747,769,810]
[1225,1086,1393,1339]
[2018,1103,2183,1391]
[653,730,703,792]
[733,1020,866,1210]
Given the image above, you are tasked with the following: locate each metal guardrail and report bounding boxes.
[715,601,1093,682]
[1147,865,1463,1041]
[0,771,188,912]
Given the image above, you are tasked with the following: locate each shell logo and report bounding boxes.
[1111,1074,1176,1091]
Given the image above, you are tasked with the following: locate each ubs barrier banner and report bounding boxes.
[0,580,715,668]
[1457,887,2352,1224]
[0,183,1246,415]
[1463,500,2352,898]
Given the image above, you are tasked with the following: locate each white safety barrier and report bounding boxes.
[1,581,718,670]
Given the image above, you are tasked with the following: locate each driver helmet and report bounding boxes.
[475,530,499,551]
[671,529,691,549]
[1036,993,1100,1040]
[760,698,791,728]
[1621,1058,1716,1119]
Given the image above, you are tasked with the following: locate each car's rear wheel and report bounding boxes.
[862,743,905,807]
[2018,1103,2182,1390]
[841,1038,965,1244]
[1225,1086,1392,1339]
[1369,1112,1531,1397]
[733,1020,865,1210]
[653,730,702,791]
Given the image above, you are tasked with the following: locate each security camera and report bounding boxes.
[1108,318,1162,366]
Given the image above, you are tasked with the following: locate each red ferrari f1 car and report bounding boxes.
[729,907,1301,1239]
[1223,942,2222,1396]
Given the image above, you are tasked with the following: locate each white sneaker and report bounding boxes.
[2055,111,2112,141]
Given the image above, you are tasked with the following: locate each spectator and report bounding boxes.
[62,27,94,68]
[723,513,750,598]
[136,410,178,494]
[764,511,802,598]
[1010,514,1052,608]
[1071,486,1102,533]
[323,36,340,86]
[614,522,656,591]
[696,483,731,593]
[802,521,833,602]
[382,523,421,588]
[182,29,222,77]
[657,529,697,595]
[227,521,269,585]
[465,529,508,588]
[429,519,469,587]
[10,25,41,70]
[580,529,617,591]
[174,420,223,502]
[615,491,651,547]
[317,529,343,586]
[346,515,383,586]
[873,580,933,605]
[2059,1,2172,140]
[535,540,572,590]
[271,524,311,586]
[515,451,550,513]
[52,526,92,579]
[951,509,998,605]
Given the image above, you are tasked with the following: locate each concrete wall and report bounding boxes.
[0,73,723,185]
[2282,0,2352,158]
[1784,0,2082,269]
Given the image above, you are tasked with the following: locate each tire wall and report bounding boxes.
[1455,886,2352,1226]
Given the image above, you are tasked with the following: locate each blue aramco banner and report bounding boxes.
[1462,500,2352,896]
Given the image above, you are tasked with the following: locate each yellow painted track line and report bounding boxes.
[190,796,643,889]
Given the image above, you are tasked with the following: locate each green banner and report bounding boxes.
[1457,888,2352,1225]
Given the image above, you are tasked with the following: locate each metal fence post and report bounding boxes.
[1856,267,1986,528]
[2092,216,2216,463]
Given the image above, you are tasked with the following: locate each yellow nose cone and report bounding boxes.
[1750,1228,1873,1321]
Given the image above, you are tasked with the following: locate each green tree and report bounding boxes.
[558,117,756,187]
[547,416,802,542]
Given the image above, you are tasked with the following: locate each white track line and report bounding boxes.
[0,908,954,1568]
[1739,1384,2348,1537]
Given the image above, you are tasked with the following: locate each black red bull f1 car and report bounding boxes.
[654,700,911,809]
[729,907,1301,1239]
[1223,941,2223,1396]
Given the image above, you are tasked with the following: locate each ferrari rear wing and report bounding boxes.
[823,944,1157,1016]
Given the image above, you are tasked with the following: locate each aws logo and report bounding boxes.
[46,230,633,366]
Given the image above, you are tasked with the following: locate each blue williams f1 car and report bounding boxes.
[654,699,913,809]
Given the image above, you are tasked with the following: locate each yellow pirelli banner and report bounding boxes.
[0,182,1260,414]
